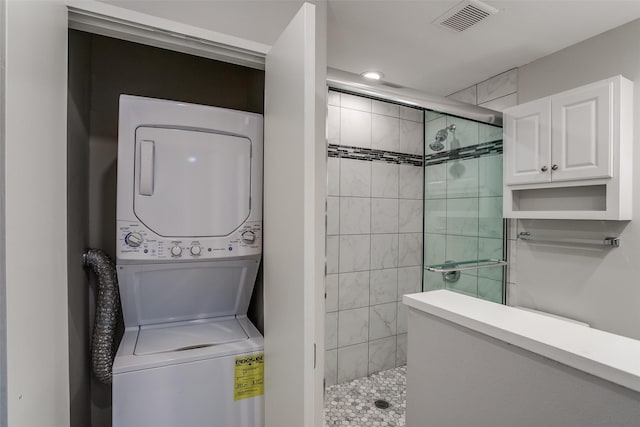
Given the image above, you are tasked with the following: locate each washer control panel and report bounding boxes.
[117,220,262,260]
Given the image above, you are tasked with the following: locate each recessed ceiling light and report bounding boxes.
[361,71,383,80]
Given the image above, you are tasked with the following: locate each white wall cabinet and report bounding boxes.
[503,75,633,220]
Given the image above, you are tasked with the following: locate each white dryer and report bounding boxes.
[113,95,264,427]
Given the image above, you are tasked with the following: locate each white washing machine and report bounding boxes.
[113,95,264,427]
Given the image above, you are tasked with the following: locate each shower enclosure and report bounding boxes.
[325,77,507,386]
[423,111,505,303]
[324,70,508,426]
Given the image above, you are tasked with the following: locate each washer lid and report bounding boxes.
[134,318,248,356]
[133,126,252,238]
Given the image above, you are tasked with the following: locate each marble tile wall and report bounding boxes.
[445,68,517,301]
[447,68,518,112]
[423,112,504,303]
[325,90,424,386]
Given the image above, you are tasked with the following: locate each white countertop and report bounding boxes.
[403,290,640,393]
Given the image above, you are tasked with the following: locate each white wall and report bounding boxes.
[0,1,6,424]
[511,18,640,340]
[4,1,70,426]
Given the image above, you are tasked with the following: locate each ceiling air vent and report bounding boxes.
[434,0,499,32]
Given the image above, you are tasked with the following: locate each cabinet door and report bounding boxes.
[550,80,612,182]
[503,100,552,185]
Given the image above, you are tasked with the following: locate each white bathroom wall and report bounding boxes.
[325,90,424,385]
[511,18,640,340]
[4,2,70,426]
[0,2,6,424]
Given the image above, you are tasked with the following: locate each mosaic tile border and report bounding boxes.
[425,140,502,166]
[327,140,502,168]
[327,144,423,167]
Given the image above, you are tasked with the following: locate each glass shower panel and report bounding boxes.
[423,112,505,303]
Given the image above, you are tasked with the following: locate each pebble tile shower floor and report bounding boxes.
[324,366,406,426]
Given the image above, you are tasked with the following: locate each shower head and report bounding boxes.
[429,124,456,152]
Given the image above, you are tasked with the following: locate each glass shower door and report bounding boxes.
[422,111,506,303]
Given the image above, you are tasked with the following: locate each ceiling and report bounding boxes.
[105,0,640,96]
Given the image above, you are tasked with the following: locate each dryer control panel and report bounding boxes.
[117,220,262,261]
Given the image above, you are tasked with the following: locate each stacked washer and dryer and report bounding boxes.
[112,95,264,427]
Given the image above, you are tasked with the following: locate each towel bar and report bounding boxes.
[518,232,620,248]
[425,259,508,273]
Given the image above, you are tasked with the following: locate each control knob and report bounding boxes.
[125,232,143,248]
[171,246,183,257]
[242,231,256,244]
[190,246,201,256]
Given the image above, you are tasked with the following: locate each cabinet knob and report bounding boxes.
[551,164,558,171]
[541,166,548,172]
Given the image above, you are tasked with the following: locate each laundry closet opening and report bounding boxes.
[67,29,265,427]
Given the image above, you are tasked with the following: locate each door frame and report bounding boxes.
[72,2,327,426]
[66,3,325,426]
[3,1,325,426]
[67,1,269,70]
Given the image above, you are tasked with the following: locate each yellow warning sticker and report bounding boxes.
[234,353,264,401]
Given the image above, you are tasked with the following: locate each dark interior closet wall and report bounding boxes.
[68,29,93,427]
[67,29,265,427]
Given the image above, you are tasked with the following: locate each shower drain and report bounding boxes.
[374,399,390,410]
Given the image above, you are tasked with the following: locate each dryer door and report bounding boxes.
[134,126,251,237]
